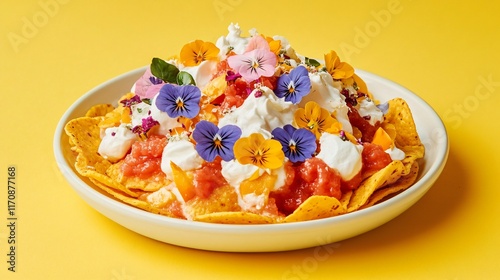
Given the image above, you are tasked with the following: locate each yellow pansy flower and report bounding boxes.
[180,40,219,66]
[294,101,340,139]
[264,35,282,55]
[324,50,355,80]
[234,133,285,170]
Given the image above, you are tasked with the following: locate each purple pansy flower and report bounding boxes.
[192,120,242,162]
[271,124,317,163]
[274,65,311,104]
[155,84,201,119]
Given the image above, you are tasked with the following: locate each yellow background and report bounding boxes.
[1,0,499,279]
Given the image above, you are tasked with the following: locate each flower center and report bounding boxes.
[288,139,297,152]
[213,134,223,149]
[251,59,260,70]
[287,81,296,95]
[195,52,205,64]
[175,97,185,111]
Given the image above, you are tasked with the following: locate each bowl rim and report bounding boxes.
[53,66,449,234]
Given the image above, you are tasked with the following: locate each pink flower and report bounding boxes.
[133,68,165,98]
[245,35,270,52]
[227,48,277,82]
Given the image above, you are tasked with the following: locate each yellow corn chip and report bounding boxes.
[65,117,139,198]
[362,161,420,208]
[194,211,275,224]
[284,195,345,223]
[85,103,115,117]
[106,161,168,192]
[347,160,405,212]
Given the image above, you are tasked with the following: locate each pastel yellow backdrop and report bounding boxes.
[0,0,499,279]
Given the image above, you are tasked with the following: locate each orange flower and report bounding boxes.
[234,133,284,170]
[294,101,342,139]
[264,35,282,55]
[324,50,355,80]
[180,40,219,66]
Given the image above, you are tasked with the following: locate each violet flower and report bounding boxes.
[271,124,317,163]
[155,84,201,119]
[192,120,242,162]
[274,65,311,104]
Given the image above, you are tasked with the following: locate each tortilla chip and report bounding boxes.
[347,160,405,212]
[194,211,275,224]
[185,185,241,219]
[284,195,345,222]
[339,190,353,210]
[362,161,420,208]
[89,178,159,213]
[107,161,169,192]
[85,103,115,117]
[65,117,139,198]
[383,98,425,175]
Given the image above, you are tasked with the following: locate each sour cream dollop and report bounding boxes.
[98,124,137,162]
[357,98,384,126]
[160,138,204,180]
[218,86,297,137]
[221,159,288,210]
[216,23,250,57]
[316,133,363,181]
[149,94,180,135]
[299,72,353,134]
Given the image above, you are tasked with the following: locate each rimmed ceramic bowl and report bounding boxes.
[53,66,448,252]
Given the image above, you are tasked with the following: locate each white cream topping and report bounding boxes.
[221,160,260,188]
[149,93,181,135]
[216,23,250,57]
[146,186,175,208]
[357,98,384,126]
[221,159,288,210]
[316,133,363,181]
[160,138,204,180]
[385,147,406,161]
[299,72,353,133]
[98,124,138,162]
[181,60,218,90]
[218,86,297,138]
[130,101,152,128]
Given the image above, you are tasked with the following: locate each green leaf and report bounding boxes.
[151,57,179,83]
[305,57,321,67]
[176,71,196,86]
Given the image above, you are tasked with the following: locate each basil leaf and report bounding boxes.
[305,57,321,67]
[176,71,196,86]
[151,57,179,83]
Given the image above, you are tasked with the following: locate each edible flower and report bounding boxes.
[192,120,242,162]
[132,116,159,137]
[271,125,316,163]
[233,133,284,170]
[324,50,355,80]
[155,84,201,119]
[294,101,341,138]
[180,40,220,67]
[120,94,142,109]
[133,68,165,98]
[227,48,277,82]
[274,65,311,104]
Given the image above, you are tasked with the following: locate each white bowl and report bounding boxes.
[53,66,449,252]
